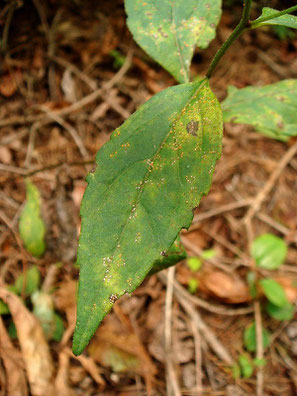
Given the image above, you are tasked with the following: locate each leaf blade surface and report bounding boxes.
[125,0,222,83]
[73,79,222,355]
[254,7,297,29]
[222,80,297,141]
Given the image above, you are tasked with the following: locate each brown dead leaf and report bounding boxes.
[55,350,76,396]
[199,271,251,304]
[0,146,12,164]
[0,317,28,396]
[54,277,77,345]
[72,182,86,209]
[0,70,22,97]
[0,287,55,396]
[65,348,105,389]
[88,315,156,380]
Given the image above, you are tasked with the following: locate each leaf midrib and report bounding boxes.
[108,80,207,269]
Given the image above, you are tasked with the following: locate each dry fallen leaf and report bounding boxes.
[0,70,22,97]
[0,146,12,164]
[88,315,156,380]
[0,317,28,396]
[66,348,105,389]
[54,278,77,346]
[199,271,251,304]
[55,350,76,396]
[0,287,55,396]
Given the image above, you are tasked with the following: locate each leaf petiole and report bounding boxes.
[206,0,252,79]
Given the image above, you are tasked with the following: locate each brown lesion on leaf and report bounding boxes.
[186,120,199,137]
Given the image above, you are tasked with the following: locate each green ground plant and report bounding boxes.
[72,1,297,355]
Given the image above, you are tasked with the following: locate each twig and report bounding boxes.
[24,122,39,167]
[164,267,181,396]
[0,47,133,128]
[179,288,234,365]
[158,272,234,365]
[254,301,264,396]
[1,2,16,53]
[244,140,297,223]
[0,159,94,177]
[39,106,89,158]
[49,55,97,90]
[257,51,287,78]
[0,128,28,146]
[181,236,233,273]
[191,198,253,226]
[190,320,203,396]
[165,272,253,316]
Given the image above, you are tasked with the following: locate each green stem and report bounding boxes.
[251,5,297,27]
[206,0,252,79]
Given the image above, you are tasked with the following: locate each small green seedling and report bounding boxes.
[0,264,64,342]
[19,181,46,257]
[242,233,295,372]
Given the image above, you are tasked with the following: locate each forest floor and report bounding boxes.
[0,1,297,395]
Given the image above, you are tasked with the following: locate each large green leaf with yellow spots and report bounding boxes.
[222,80,297,141]
[125,0,222,83]
[72,79,222,355]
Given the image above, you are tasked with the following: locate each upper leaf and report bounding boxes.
[73,79,223,354]
[251,234,287,270]
[253,7,297,30]
[222,80,297,141]
[125,0,222,83]
[19,181,46,257]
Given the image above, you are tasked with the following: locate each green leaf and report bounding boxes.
[8,321,17,339]
[188,278,199,294]
[73,79,223,355]
[15,265,41,296]
[247,271,257,299]
[187,257,202,272]
[231,364,241,380]
[19,181,46,257]
[222,80,297,141]
[253,8,297,30]
[266,301,294,321]
[31,291,64,341]
[200,248,217,259]
[238,354,254,379]
[52,313,65,342]
[251,234,287,270]
[244,322,270,352]
[148,236,187,275]
[0,300,10,315]
[125,0,222,83]
[253,357,267,367]
[260,278,288,307]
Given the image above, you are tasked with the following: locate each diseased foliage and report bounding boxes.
[73,1,297,355]
[222,80,297,141]
[73,79,223,354]
[125,0,222,83]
